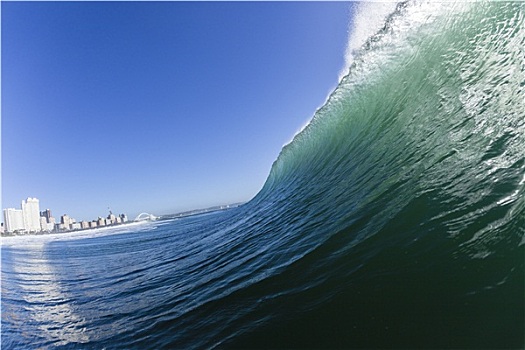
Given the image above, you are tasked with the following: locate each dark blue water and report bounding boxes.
[2,1,524,349]
[2,200,523,349]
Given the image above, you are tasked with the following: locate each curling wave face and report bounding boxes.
[233,1,525,346]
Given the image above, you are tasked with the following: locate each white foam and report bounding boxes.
[1,221,154,247]
[339,1,398,81]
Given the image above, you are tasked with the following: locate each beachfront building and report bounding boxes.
[40,210,56,231]
[97,217,106,227]
[70,222,81,230]
[108,213,116,224]
[40,209,52,222]
[22,198,41,232]
[61,214,71,227]
[40,217,48,231]
[40,218,54,232]
[4,208,25,233]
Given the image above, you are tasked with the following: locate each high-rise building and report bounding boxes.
[4,208,25,233]
[40,209,52,223]
[22,198,41,232]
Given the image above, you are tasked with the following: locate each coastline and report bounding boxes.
[0,220,152,241]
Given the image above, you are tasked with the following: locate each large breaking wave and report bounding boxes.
[230,1,525,347]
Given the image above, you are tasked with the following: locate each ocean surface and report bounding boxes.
[2,1,524,349]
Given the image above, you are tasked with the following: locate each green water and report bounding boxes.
[242,2,524,347]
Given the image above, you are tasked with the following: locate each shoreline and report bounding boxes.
[0,220,152,239]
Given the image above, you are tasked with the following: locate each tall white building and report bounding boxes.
[40,216,52,231]
[22,198,41,232]
[4,208,25,233]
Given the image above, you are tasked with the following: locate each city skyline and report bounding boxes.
[2,196,129,234]
[2,2,352,220]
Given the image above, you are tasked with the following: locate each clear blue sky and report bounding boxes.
[2,1,352,221]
